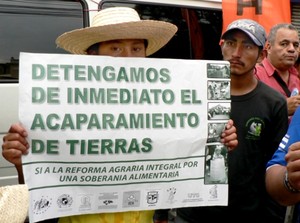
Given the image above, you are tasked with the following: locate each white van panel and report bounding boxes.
[0,84,19,134]
[0,0,83,186]
[0,84,19,185]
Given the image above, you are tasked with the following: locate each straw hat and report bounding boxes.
[56,7,178,56]
[0,184,29,223]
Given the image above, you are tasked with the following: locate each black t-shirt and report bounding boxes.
[160,81,289,223]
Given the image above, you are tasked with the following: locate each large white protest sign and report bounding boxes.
[19,52,230,222]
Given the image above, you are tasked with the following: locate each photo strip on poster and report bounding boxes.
[205,62,230,185]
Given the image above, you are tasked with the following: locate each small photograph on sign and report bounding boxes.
[207,122,227,143]
[207,80,230,100]
[207,102,230,120]
[204,144,228,184]
[207,63,230,78]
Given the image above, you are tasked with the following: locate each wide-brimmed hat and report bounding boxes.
[221,19,266,47]
[56,7,178,56]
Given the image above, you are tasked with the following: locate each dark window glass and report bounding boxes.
[0,0,83,82]
[100,1,223,60]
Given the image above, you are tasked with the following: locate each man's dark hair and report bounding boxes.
[86,42,100,55]
[86,40,148,55]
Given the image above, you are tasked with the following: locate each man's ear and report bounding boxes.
[258,48,267,62]
[265,41,271,55]
[219,39,225,55]
[219,39,224,46]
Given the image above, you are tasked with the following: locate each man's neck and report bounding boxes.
[230,73,258,96]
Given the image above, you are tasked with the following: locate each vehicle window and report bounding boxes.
[100,1,223,60]
[0,0,83,82]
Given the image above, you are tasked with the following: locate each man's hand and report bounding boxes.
[221,119,238,151]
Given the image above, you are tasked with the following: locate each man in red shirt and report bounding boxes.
[255,23,300,121]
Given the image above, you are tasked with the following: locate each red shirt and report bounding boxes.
[255,58,300,98]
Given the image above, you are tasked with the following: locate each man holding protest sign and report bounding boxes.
[2,6,238,223]
[154,19,289,223]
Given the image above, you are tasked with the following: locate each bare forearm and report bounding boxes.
[266,165,300,205]
[16,165,25,184]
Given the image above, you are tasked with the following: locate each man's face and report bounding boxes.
[97,39,146,57]
[267,27,299,69]
[221,30,261,76]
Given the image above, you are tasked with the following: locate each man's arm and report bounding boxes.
[2,123,29,184]
[266,142,300,206]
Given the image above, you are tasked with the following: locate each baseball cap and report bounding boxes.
[221,19,266,47]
